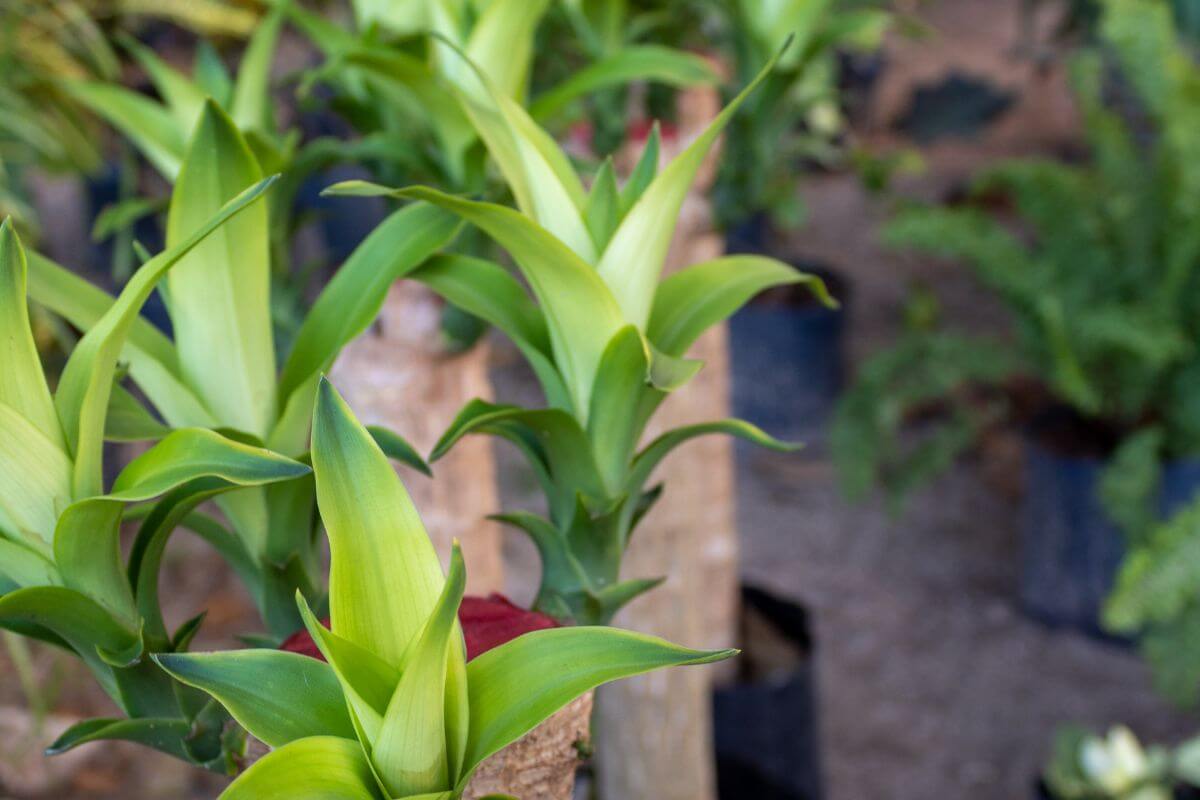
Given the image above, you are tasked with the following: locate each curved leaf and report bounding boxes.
[63,81,186,179]
[531,45,718,122]
[156,649,356,747]
[629,419,799,501]
[219,736,382,800]
[109,428,310,502]
[312,378,444,666]
[46,717,194,761]
[648,255,835,357]
[324,183,625,418]
[431,399,606,520]
[460,626,735,780]
[366,425,432,477]
[53,499,135,623]
[54,174,276,499]
[118,34,207,131]
[276,203,460,415]
[24,251,215,430]
[409,254,568,410]
[596,49,787,327]
[0,586,142,692]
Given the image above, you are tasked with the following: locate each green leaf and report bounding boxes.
[195,40,234,107]
[648,255,835,357]
[0,219,62,446]
[165,101,277,439]
[458,0,549,102]
[409,254,569,411]
[584,159,620,252]
[587,326,651,491]
[0,536,59,588]
[460,626,735,781]
[92,197,167,243]
[46,717,195,761]
[325,183,625,418]
[596,49,787,327]
[118,33,207,132]
[276,203,461,426]
[628,420,798,504]
[53,499,135,623]
[54,174,276,499]
[106,384,173,442]
[297,596,399,745]
[230,0,289,133]
[219,736,382,800]
[450,65,595,261]
[431,399,607,520]
[109,428,310,502]
[311,378,445,666]
[63,81,186,179]
[619,123,660,216]
[0,586,142,691]
[0,401,72,543]
[373,546,467,796]
[1100,427,1164,542]
[156,649,356,747]
[24,251,215,430]
[366,426,432,477]
[531,45,718,122]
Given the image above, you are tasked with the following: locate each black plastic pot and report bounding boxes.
[727,262,848,442]
[1020,435,1200,636]
[712,585,822,800]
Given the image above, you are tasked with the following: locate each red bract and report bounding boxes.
[279,594,559,662]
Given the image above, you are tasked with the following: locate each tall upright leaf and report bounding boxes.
[165,101,277,438]
[311,378,444,666]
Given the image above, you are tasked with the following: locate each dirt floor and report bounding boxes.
[3,0,1197,798]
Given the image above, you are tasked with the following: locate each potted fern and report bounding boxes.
[832,0,1200,634]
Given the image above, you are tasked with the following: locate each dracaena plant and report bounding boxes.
[154,378,734,799]
[0,179,322,768]
[290,0,718,192]
[26,95,455,639]
[323,48,831,625]
[713,0,893,232]
[833,0,1200,517]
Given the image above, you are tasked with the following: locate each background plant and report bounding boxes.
[324,48,832,625]
[1043,725,1200,799]
[154,378,734,799]
[712,0,893,234]
[833,0,1200,519]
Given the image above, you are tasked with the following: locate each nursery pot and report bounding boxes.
[712,585,822,800]
[1020,419,1200,637]
[727,259,848,442]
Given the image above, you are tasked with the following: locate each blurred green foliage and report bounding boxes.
[834,0,1200,519]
